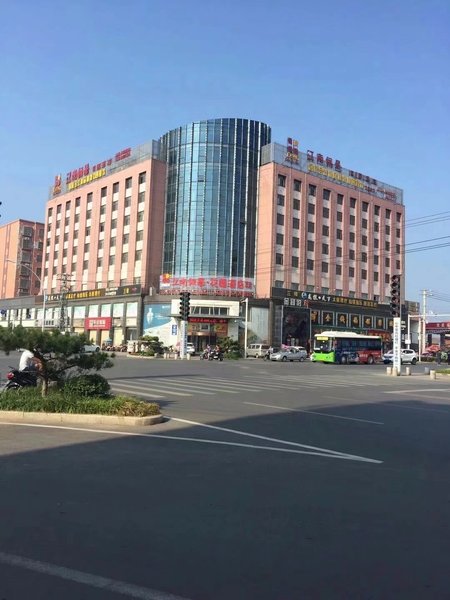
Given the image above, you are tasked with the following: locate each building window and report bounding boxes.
[292,217,300,229]
[112,200,118,212]
[276,233,284,245]
[83,260,88,270]
[361,252,367,263]
[337,211,343,222]
[86,210,92,220]
[292,256,299,268]
[396,244,401,254]
[276,253,284,265]
[307,240,314,252]
[278,174,286,187]
[349,232,355,243]
[323,207,330,219]
[137,212,144,223]
[336,246,342,257]
[308,202,315,215]
[362,218,368,229]
[125,177,132,190]
[307,259,314,271]
[97,258,102,268]
[322,225,329,236]
[111,219,117,229]
[349,215,356,226]
[85,228,90,238]
[362,235,368,246]
[110,237,116,247]
[136,250,142,261]
[374,205,380,216]
[336,264,342,276]
[274,280,283,288]
[277,194,285,206]
[337,194,344,205]
[101,187,107,198]
[136,230,143,241]
[385,274,390,284]
[138,172,146,184]
[100,205,106,215]
[386,209,391,219]
[308,184,316,197]
[396,228,401,238]
[98,240,104,249]
[294,179,302,192]
[100,223,105,233]
[109,255,115,266]
[374,255,379,265]
[386,225,391,235]
[349,266,355,278]
[323,189,331,201]
[308,221,315,233]
[122,252,128,263]
[74,214,80,224]
[396,260,401,269]
[322,243,329,255]
[124,215,130,226]
[385,241,390,251]
[75,197,81,208]
[374,222,379,232]
[336,229,342,240]
[292,236,299,248]
[277,213,285,226]
[374,271,379,282]
[385,257,390,267]
[321,262,328,273]
[349,249,355,260]
[113,182,119,194]
[362,202,369,212]
[374,238,379,248]
[84,244,89,253]
[123,233,129,244]
[350,197,356,208]
[293,198,300,210]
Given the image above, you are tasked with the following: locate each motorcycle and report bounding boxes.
[208,350,224,362]
[1,367,38,392]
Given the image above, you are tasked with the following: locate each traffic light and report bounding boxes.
[179,291,191,321]
[390,275,401,317]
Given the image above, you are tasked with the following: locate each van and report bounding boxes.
[246,343,270,358]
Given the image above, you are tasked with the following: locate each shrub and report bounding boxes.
[63,373,111,398]
[0,388,160,417]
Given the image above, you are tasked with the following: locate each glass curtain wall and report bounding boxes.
[160,118,270,278]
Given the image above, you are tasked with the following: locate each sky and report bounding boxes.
[1,0,449,313]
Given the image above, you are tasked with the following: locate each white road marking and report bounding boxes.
[0,550,190,599]
[110,383,192,397]
[167,417,382,463]
[244,401,384,425]
[384,388,450,394]
[111,380,224,395]
[108,385,164,399]
[0,422,380,462]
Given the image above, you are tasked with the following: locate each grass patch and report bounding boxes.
[0,387,160,417]
[436,368,450,375]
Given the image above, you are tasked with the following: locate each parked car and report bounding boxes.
[383,349,418,365]
[186,343,196,356]
[246,343,271,358]
[270,347,307,362]
[83,344,101,353]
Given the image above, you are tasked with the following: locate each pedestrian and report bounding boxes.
[19,349,37,372]
[436,350,441,365]
[447,350,450,366]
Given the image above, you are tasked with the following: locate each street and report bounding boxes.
[1,355,450,599]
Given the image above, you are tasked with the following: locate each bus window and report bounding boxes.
[314,338,331,352]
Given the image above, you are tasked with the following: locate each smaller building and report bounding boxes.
[0,219,45,299]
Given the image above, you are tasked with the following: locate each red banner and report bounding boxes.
[85,317,112,330]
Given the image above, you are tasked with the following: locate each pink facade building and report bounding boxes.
[256,143,405,303]
[44,143,166,296]
[0,219,45,299]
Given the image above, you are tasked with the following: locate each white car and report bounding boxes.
[83,344,101,353]
[186,343,196,356]
[383,349,417,365]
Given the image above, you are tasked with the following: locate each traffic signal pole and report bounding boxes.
[179,291,191,359]
[390,275,401,374]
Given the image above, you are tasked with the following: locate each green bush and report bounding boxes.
[0,387,160,417]
[63,373,111,398]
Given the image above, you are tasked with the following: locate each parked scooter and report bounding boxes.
[1,367,38,392]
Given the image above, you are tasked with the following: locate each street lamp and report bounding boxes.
[240,297,249,356]
[6,259,46,332]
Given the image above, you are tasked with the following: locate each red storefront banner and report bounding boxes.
[159,274,254,297]
[426,321,450,331]
[85,317,112,330]
[189,317,228,324]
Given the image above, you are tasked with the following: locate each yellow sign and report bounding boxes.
[67,168,106,191]
[308,164,365,189]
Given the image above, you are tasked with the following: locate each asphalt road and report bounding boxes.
[1,354,450,599]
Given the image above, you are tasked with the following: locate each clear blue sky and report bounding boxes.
[1,0,449,312]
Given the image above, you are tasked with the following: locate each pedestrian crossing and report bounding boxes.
[109,371,388,400]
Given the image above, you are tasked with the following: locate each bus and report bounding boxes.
[311,331,383,364]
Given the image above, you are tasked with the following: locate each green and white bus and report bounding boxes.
[311,331,383,365]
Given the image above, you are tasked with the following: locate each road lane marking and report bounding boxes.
[0,551,190,599]
[244,401,384,425]
[110,383,192,397]
[0,422,382,464]
[111,380,226,395]
[167,417,382,463]
[384,388,450,394]
[108,385,164,399]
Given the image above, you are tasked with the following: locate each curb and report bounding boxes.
[0,410,164,427]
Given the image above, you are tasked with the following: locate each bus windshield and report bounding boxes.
[314,337,331,352]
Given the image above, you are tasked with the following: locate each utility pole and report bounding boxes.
[58,273,72,332]
[420,289,432,358]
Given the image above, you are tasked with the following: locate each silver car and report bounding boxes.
[270,347,307,362]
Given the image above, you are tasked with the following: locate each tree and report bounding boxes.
[0,326,113,397]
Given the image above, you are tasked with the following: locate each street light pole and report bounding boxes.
[240,297,249,357]
[6,259,45,331]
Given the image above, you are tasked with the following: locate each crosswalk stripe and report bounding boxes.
[110,382,192,397]
[109,384,164,399]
